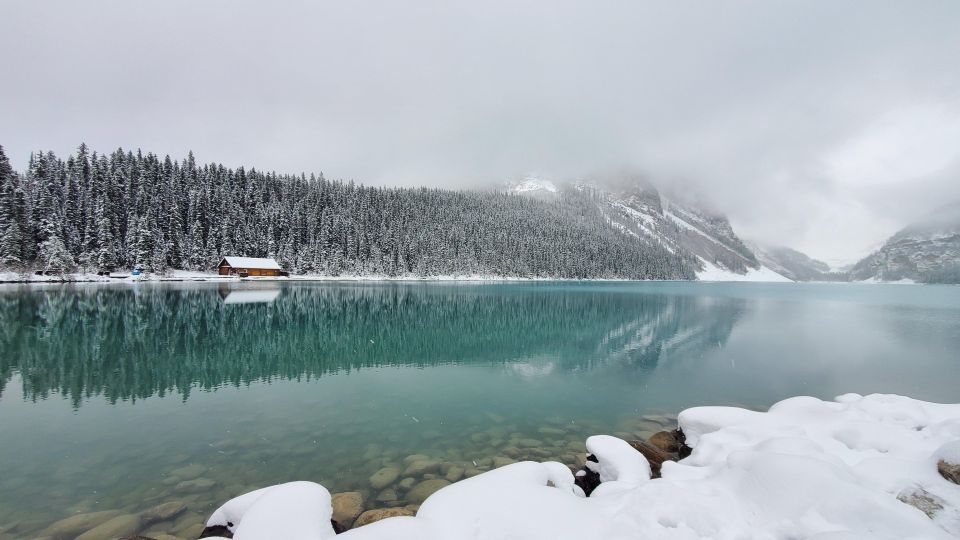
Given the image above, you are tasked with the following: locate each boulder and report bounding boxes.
[406,479,451,504]
[897,486,945,518]
[169,464,207,480]
[492,456,516,468]
[140,501,188,526]
[41,510,123,539]
[174,478,216,493]
[331,491,365,530]
[516,438,542,448]
[369,466,401,490]
[445,465,465,482]
[938,459,960,485]
[76,514,142,540]
[403,459,441,476]
[398,477,416,490]
[376,488,399,504]
[177,523,205,539]
[648,430,680,454]
[627,440,672,478]
[353,507,415,528]
[403,454,429,465]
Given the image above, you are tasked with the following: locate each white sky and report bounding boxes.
[1,0,959,265]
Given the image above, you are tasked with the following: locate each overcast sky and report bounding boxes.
[2,0,959,264]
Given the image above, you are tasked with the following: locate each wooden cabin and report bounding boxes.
[217,256,285,277]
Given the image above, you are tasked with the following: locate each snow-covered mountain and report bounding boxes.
[747,242,834,282]
[849,202,960,284]
[508,177,792,282]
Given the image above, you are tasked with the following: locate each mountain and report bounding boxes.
[849,202,960,284]
[508,176,792,282]
[747,242,834,282]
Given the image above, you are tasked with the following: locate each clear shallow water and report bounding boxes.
[1,281,959,537]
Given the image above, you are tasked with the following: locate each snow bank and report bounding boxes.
[207,394,960,539]
[696,258,793,282]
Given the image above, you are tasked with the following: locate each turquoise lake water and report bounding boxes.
[1,281,959,537]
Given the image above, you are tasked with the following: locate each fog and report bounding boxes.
[2,0,959,264]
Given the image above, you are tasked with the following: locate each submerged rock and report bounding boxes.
[445,465,465,482]
[140,501,187,525]
[169,464,207,480]
[403,459,442,476]
[174,478,216,493]
[406,479,451,504]
[398,477,417,490]
[369,466,401,490]
[75,514,141,540]
[354,507,415,528]
[331,491,365,530]
[376,488,399,503]
[41,510,123,539]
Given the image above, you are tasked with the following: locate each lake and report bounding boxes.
[1,281,959,538]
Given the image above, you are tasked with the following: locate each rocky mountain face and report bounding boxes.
[508,176,781,280]
[849,203,960,284]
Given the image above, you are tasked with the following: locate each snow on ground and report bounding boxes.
[203,393,960,539]
[856,277,918,284]
[511,176,559,194]
[696,258,793,282]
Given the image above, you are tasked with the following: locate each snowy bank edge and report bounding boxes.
[202,393,960,540]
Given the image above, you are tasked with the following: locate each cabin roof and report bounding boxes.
[219,256,282,270]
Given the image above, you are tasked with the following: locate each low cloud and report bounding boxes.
[2,0,958,263]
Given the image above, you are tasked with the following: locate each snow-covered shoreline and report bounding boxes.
[198,393,960,539]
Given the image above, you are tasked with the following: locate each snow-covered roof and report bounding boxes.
[219,256,282,270]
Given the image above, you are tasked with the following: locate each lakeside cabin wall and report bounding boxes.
[217,257,285,277]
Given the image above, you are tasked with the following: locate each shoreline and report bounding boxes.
[198,393,960,539]
[13,394,960,539]
[0,270,923,285]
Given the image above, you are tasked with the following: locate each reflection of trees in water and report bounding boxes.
[0,284,746,406]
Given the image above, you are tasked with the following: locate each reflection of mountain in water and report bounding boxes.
[0,283,746,405]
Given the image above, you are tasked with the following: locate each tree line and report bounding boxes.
[0,144,695,279]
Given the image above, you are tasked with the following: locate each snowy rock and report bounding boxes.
[898,486,946,518]
[204,394,960,540]
[935,440,960,484]
[331,492,365,530]
[206,481,336,539]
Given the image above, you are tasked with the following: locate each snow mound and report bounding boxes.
[696,258,793,282]
[207,394,960,539]
[512,176,559,194]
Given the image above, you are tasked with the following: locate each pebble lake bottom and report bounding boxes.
[0,281,958,538]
